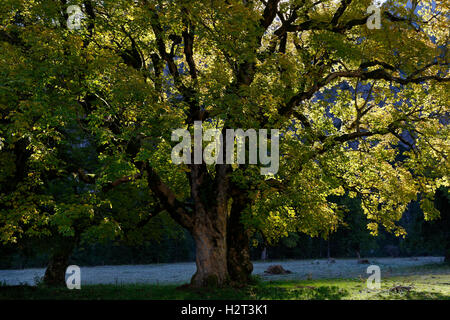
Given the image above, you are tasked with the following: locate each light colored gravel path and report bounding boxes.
[0,256,444,286]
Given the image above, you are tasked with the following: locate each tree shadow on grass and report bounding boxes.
[0,285,39,299]
[251,285,349,300]
[374,290,450,300]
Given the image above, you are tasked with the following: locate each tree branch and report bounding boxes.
[331,0,352,26]
[280,68,449,117]
[76,168,142,193]
[261,0,280,30]
[143,163,194,230]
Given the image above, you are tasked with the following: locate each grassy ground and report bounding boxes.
[1,263,449,300]
[0,256,443,286]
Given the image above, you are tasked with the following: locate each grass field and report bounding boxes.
[1,262,449,300]
[0,256,444,286]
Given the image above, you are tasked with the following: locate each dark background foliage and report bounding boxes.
[1,188,447,269]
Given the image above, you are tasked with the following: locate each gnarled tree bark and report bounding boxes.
[43,238,77,286]
[189,163,230,287]
[227,191,253,284]
[190,209,228,287]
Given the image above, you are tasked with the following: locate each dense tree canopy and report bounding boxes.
[0,0,448,286]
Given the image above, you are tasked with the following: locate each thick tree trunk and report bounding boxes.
[327,238,331,259]
[261,247,268,261]
[191,217,228,287]
[227,193,253,284]
[43,240,76,286]
[189,163,229,287]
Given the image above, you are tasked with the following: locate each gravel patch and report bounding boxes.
[0,256,444,286]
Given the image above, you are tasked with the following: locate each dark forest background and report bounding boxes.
[1,188,448,270]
